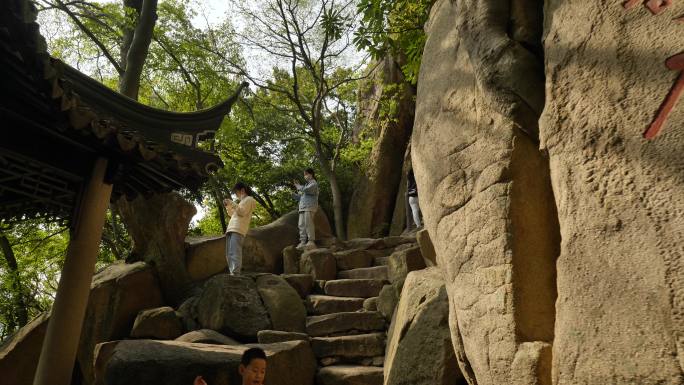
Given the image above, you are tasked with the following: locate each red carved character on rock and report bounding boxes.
[624,1,683,139]
[624,0,673,14]
[643,52,684,139]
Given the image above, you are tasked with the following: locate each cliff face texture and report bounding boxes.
[541,2,683,384]
[413,1,683,385]
[347,55,415,239]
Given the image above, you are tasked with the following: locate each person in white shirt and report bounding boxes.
[223,182,257,275]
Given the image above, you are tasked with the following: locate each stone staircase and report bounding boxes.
[305,257,390,384]
[278,236,417,385]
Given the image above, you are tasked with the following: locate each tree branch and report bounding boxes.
[119,0,158,99]
[52,0,123,74]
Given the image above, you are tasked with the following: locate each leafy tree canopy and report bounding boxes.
[354,0,434,83]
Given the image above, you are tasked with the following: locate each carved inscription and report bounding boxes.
[623,1,683,139]
[624,0,672,14]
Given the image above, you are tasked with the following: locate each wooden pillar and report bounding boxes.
[33,158,113,385]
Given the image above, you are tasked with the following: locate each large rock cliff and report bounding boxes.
[413,1,683,385]
[347,55,415,238]
[541,2,683,383]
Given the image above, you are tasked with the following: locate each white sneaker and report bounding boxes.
[305,241,317,250]
[296,242,306,250]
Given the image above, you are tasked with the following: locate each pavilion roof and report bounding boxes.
[0,0,246,224]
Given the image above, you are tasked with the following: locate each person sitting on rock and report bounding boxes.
[192,347,267,385]
[293,168,319,250]
[223,182,257,275]
[406,169,423,231]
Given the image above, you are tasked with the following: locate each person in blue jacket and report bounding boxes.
[293,168,319,250]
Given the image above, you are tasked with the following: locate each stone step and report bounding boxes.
[281,274,314,298]
[324,279,385,298]
[316,365,384,385]
[306,295,365,315]
[333,249,386,270]
[363,297,378,312]
[319,356,385,367]
[337,266,388,280]
[306,311,385,337]
[373,256,389,266]
[311,333,386,359]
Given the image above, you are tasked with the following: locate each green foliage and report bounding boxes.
[0,214,129,340]
[354,0,434,83]
[191,69,360,235]
[0,222,67,339]
[41,0,244,110]
[190,204,224,235]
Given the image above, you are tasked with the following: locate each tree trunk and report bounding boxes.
[315,146,346,240]
[262,192,280,219]
[119,0,142,71]
[211,190,227,233]
[250,191,280,221]
[0,233,29,328]
[326,170,346,240]
[312,102,346,240]
[118,0,158,99]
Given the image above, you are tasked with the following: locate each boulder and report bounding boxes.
[281,273,314,298]
[377,285,398,321]
[0,262,164,385]
[186,209,333,280]
[130,306,183,340]
[79,262,165,384]
[175,329,239,345]
[93,339,316,385]
[384,268,462,385]
[176,295,201,332]
[416,229,437,267]
[324,279,384,298]
[256,274,307,333]
[387,246,425,291]
[283,246,303,274]
[317,365,384,385]
[540,2,684,384]
[115,193,195,304]
[0,313,49,385]
[363,297,378,311]
[196,274,271,341]
[299,249,337,281]
[413,1,557,385]
[510,342,552,385]
[257,330,309,344]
